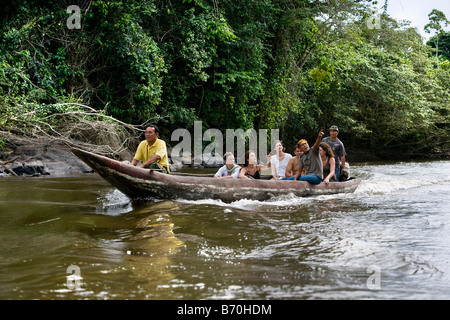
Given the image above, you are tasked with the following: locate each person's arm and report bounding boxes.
[139,155,161,168]
[214,166,225,178]
[270,156,278,179]
[219,171,236,179]
[340,155,346,172]
[131,142,143,167]
[339,141,346,172]
[285,158,294,178]
[142,140,167,168]
[313,130,324,150]
[295,160,303,180]
[323,158,335,186]
[215,166,236,178]
[231,167,241,179]
[239,167,250,179]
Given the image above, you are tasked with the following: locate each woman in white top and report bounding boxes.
[269,140,292,179]
[214,152,241,179]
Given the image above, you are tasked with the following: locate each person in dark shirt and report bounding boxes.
[239,150,269,180]
[322,125,346,181]
[319,142,336,186]
[294,130,324,185]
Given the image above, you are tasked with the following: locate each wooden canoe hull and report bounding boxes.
[71,148,361,202]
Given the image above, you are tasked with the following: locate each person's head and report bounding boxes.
[223,152,235,166]
[145,125,159,143]
[244,150,257,167]
[319,142,334,158]
[329,125,339,139]
[297,139,309,153]
[273,140,285,154]
[294,146,303,157]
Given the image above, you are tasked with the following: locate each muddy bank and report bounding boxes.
[0,144,96,177]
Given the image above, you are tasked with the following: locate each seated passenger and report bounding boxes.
[294,130,324,185]
[319,142,336,186]
[282,146,304,180]
[131,124,170,173]
[268,140,292,180]
[239,150,269,180]
[214,152,241,179]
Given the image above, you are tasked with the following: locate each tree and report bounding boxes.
[0,1,448,159]
[284,13,450,159]
[425,9,449,69]
[254,0,375,131]
[427,31,450,61]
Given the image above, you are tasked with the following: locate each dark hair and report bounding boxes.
[319,142,334,158]
[244,150,256,167]
[147,124,159,134]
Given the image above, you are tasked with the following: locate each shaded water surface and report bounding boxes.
[1,160,449,299]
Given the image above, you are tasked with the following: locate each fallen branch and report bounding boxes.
[0,156,19,176]
[3,102,149,159]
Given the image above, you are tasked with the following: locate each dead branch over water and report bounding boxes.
[1,103,145,159]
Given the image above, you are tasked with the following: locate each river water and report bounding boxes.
[0,160,449,300]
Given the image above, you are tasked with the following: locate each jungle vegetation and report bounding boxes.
[1,0,449,160]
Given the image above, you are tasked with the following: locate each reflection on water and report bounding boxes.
[124,203,185,297]
[0,161,450,299]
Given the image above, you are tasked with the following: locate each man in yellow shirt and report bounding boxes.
[131,125,170,173]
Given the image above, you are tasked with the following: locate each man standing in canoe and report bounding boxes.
[294,130,324,185]
[131,124,170,173]
[321,125,346,181]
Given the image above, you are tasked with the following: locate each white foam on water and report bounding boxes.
[352,163,450,196]
[356,177,439,195]
[97,188,133,215]
[176,172,450,209]
[176,193,315,211]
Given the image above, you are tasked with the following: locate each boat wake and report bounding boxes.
[176,170,450,210]
[352,163,450,196]
[355,176,450,195]
[176,193,329,211]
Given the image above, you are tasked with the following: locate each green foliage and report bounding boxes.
[424,9,449,36]
[0,0,448,158]
[290,14,449,157]
[427,31,450,61]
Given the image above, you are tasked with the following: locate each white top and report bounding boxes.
[214,165,241,179]
[271,154,292,178]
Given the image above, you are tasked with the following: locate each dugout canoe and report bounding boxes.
[71,148,361,202]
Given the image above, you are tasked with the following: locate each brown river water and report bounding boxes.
[1,160,449,300]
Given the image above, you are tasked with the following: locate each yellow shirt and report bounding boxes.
[134,138,170,172]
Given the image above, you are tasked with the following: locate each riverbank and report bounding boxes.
[0,137,216,177]
[0,143,94,177]
[0,144,222,177]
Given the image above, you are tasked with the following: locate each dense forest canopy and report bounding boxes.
[0,0,449,160]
